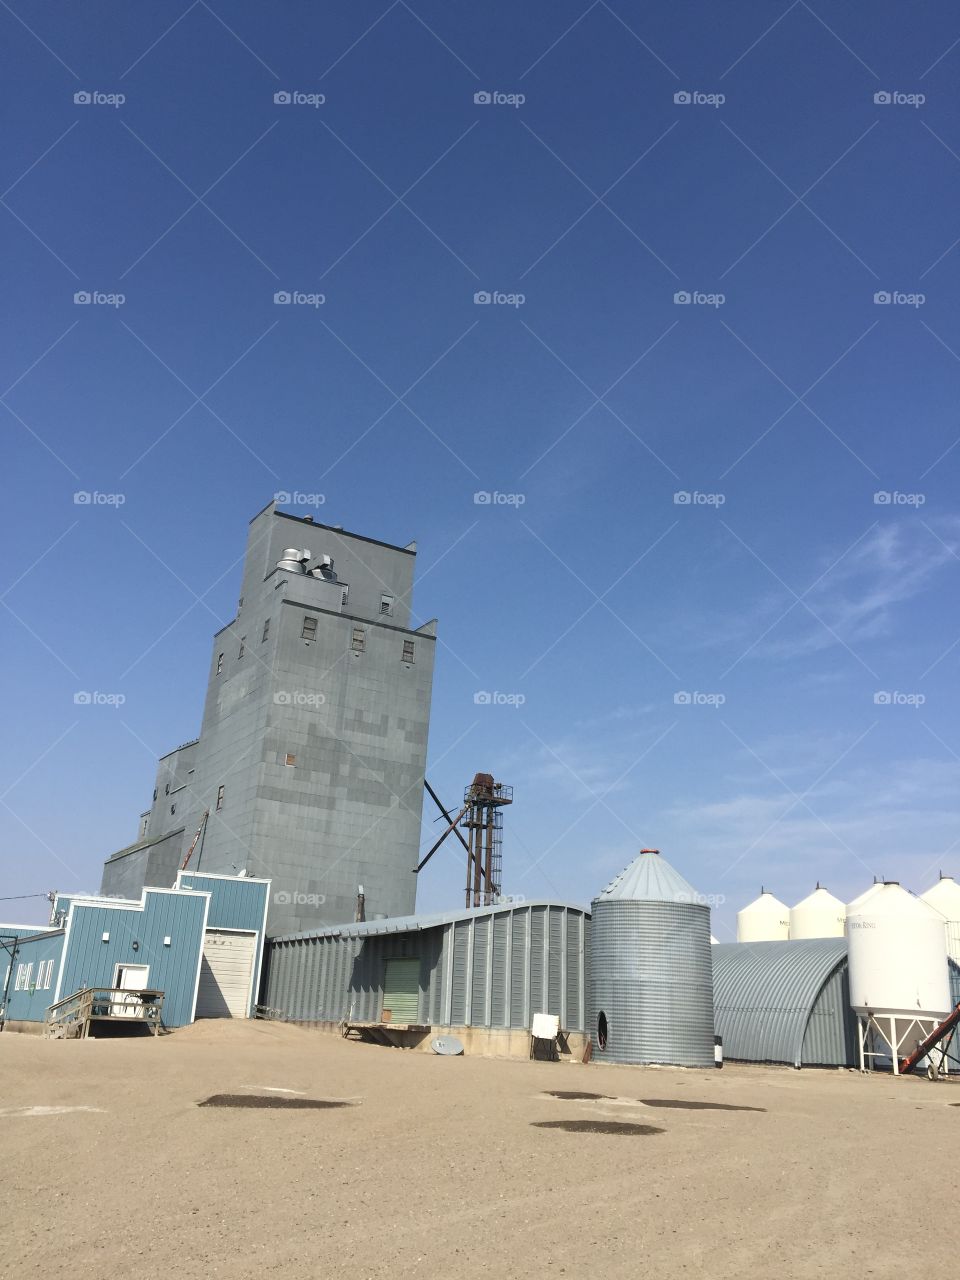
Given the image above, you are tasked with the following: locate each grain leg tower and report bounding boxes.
[100,501,437,936]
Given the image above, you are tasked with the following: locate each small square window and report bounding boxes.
[216,653,224,675]
[301,616,318,641]
[351,627,365,653]
[216,784,225,812]
[284,753,296,767]
[380,593,394,615]
[341,587,349,607]
[402,639,415,664]
[170,804,176,815]
[261,617,271,642]
[238,636,246,658]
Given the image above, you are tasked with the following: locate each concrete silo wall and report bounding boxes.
[588,899,714,1067]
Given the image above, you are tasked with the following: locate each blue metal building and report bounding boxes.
[1,871,269,1031]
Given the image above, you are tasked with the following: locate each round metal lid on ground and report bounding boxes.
[431,1036,464,1056]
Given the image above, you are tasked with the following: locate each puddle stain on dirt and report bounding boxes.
[639,1099,766,1112]
[198,1095,354,1110]
[543,1090,615,1101]
[533,1119,665,1135]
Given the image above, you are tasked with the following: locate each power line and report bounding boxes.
[0,893,49,903]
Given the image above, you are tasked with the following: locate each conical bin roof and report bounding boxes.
[595,848,703,906]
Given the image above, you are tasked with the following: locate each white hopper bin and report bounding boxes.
[790,885,845,939]
[920,875,960,965]
[736,890,790,942]
[846,881,951,1074]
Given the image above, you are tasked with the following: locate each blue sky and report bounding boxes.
[3,1,960,933]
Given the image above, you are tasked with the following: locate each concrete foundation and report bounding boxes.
[259,1017,589,1061]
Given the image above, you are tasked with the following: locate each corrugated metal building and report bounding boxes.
[263,899,589,1034]
[712,940,858,1067]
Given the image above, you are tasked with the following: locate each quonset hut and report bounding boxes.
[588,849,714,1067]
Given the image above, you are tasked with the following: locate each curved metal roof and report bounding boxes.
[595,849,702,904]
[712,939,847,1067]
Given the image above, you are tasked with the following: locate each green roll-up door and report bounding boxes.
[382,958,420,1023]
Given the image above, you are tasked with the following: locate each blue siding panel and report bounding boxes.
[59,890,208,1028]
[3,931,66,1022]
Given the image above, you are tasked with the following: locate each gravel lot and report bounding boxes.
[2,1019,955,1278]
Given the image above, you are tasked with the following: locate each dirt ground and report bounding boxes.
[1,1020,956,1278]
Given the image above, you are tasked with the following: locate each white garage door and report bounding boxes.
[195,930,256,1019]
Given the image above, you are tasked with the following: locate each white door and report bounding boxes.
[113,963,150,1017]
[195,930,256,1018]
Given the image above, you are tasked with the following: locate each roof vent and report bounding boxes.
[277,548,306,573]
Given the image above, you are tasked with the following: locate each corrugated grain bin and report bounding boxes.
[588,848,714,1068]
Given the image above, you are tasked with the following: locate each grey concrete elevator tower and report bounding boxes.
[100,501,437,935]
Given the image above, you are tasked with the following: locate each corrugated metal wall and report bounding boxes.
[800,959,859,1066]
[712,939,852,1067]
[262,903,589,1031]
[588,900,715,1068]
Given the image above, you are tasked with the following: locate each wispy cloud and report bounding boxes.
[706,518,960,662]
